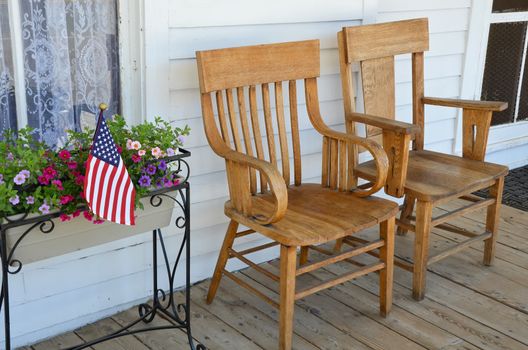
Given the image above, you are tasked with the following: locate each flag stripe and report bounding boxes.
[89,160,103,213]
[84,155,95,203]
[93,162,109,216]
[102,164,119,219]
[105,161,122,220]
[113,165,127,224]
[96,163,111,217]
[121,178,132,225]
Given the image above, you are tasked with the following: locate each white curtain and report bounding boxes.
[0,1,17,134]
[0,0,120,147]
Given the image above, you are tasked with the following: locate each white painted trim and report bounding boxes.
[118,0,144,125]
[362,0,379,24]
[454,0,493,154]
[491,11,528,23]
[7,0,28,129]
[514,26,528,121]
[143,0,171,121]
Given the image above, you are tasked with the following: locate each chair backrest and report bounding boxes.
[196,40,320,193]
[338,18,429,150]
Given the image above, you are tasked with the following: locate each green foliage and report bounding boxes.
[0,115,190,223]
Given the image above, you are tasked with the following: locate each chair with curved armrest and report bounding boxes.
[336,18,508,301]
[196,40,399,350]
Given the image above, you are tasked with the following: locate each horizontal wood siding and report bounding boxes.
[8,0,473,347]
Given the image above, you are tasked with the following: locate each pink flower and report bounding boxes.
[83,211,93,221]
[93,219,105,224]
[59,195,74,205]
[75,175,85,185]
[52,179,64,191]
[59,213,71,222]
[151,147,162,159]
[131,141,141,150]
[14,173,26,185]
[58,150,71,161]
[9,195,19,205]
[67,161,77,169]
[138,149,146,156]
[43,167,57,180]
[38,175,49,185]
[72,210,81,218]
[126,139,133,150]
[116,146,122,154]
[131,154,142,163]
[173,179,181,186]
[39,203,50,214]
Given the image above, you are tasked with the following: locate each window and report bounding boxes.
[481,0,528,126]
[0,0,120,147]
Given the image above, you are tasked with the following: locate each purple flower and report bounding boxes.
[155,178,163,188]
[14,173,26,185]
[138,175,151,188]
[39,202,50,214]
[166,148,175,157]
[9,195,19,205]
[145,164,157,176]
[163,177,172,188]
[158,160,167,171]
[7,152,13,161]
[26,196,35,204]
[0,174,4,185]
[177,135,185,144]
[19,170,30,178]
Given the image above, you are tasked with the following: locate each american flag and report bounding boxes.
[84,107,136,225]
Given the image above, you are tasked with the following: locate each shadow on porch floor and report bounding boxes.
[23,200,528,350]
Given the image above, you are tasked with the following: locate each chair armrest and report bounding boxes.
[346,112,421,135]
[223,150,288,225]
[315,126,389,198]
[422,96,508,112]
[423,96,507,161]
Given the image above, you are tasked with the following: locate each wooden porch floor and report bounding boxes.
[24,199,528,350]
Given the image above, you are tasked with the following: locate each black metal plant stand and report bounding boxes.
[0,149,205,350]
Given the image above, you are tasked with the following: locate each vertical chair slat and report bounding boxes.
[216,90,231,143]
[249,85,268,192]
[321,136,329,187]
[289,80,302,186]
[262,83,277,167]
[237,87,257,194]
[338,140,347,191]
[226,89,243,151]
[275,82,290,184]
[329,138,338,189]
[412,52,425,151]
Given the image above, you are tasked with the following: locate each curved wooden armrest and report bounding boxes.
[422,97,508,112]
[317,127,389,197]
[223,150,288,225]
[346,112,421,135]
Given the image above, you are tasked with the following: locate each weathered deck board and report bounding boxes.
[26,205,528,350]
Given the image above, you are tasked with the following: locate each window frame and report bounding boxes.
[3,0,144,132]
[455,0,528,155]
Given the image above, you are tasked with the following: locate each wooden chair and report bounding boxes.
[196,40,399,350]
[336,18,509,300]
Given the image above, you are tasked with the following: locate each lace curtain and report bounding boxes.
[0,0,120,148]
[0,2,17,134]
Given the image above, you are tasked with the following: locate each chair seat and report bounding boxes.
[356,150,508,202]
[224,183,398,246]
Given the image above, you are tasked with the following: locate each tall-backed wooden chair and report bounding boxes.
[336,18,509,300]
[196,40,399,350]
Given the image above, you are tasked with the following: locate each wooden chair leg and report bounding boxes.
[279,245,297,350]
[299,246,309,266]
[333,238,344,252]
[397,195,415,236]
[379,217,395,317]
[484,177,505,266]
[413,200,433,301]
[206,220,239,304]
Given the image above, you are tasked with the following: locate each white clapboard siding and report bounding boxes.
[9,0,476,347]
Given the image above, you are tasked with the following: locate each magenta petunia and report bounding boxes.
[52,179,64,190]
[67,161,77,170]
[58,150,71,161]
[43,166,57,180]
[59,213,71,222]
[83,211,93,221]
[38,175,50,185]
[59,195,74,205]
[131,154,142,163]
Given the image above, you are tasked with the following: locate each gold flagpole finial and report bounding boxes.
[99,103,108,111]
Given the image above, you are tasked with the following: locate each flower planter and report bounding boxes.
[4,195,176,265]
